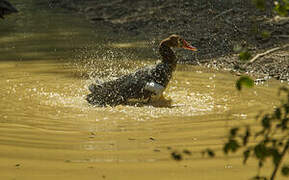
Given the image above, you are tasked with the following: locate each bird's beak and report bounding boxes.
[182,40,197,51]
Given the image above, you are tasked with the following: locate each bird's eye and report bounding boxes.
[178,38,184,47]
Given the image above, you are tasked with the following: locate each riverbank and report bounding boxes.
[49,0,289,81]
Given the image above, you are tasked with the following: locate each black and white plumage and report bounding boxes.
[86,35,197,106]
[0,0,18,19]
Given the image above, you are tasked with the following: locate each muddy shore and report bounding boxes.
[49,0,289,81]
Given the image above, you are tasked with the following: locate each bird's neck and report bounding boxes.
[159,43,177,68]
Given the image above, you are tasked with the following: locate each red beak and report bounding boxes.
[182,40,197,51]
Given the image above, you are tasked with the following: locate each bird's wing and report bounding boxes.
[143,81,165,95]
[88,65,159,103]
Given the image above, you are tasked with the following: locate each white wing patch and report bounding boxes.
[144,81,165,96]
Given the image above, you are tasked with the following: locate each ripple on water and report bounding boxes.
[0,60,285,165]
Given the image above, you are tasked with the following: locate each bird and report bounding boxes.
[86,34,197,106]
[0,0,18,19]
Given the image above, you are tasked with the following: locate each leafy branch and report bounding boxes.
[204,87,289,180]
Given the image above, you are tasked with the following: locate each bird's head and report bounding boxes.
[162,34,197,51]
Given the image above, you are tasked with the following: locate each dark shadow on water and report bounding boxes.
[0,0,114,61]
[89,97,174,108]
[125,97,173,108]
[2,0,289,65]
[0,0,185,63]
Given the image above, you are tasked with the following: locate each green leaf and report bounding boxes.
[236,76,254,91]
[223,139,240,154]
[171,152,182,161]
[201,148,216,158]
[253,0,266,10]
[261,115,270,129]
[239,51,252,61]
[206,149,215,157]
[283,0,289,5]
[254,144,268,160]
[274,3,289,16]
[230,140,240,152]
[281,165,289,176]
[261,31,271,39]
[230,127,239,137]
[243,149,251,164]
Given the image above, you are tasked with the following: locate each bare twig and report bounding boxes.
[224,19,247,34]
[263,16,289,26]
[247,44,289,65]
[249,47,281,63]
[273,35,289,38]
[273,16,289,26]
[213,8,234,20]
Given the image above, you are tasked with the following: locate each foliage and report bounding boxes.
[234,43,251,62]
[169,149,193,161]
[173,85,288,180]
[171,151,183,161]
[261,30,271,39]
[172,1,289,179]
[220,87,289,180]
[236,76,254,91]
[239,51,252,61]
[253,0,289,16]
[274,0,289,16]
[281,165,289,176]
[253,0,266,10]
[201,148,215,158]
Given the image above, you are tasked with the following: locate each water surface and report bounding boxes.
[0,1,288,179]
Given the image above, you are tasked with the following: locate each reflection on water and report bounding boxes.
[0,0,289,180]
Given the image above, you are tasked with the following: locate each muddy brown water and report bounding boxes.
[0,1,289,180]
